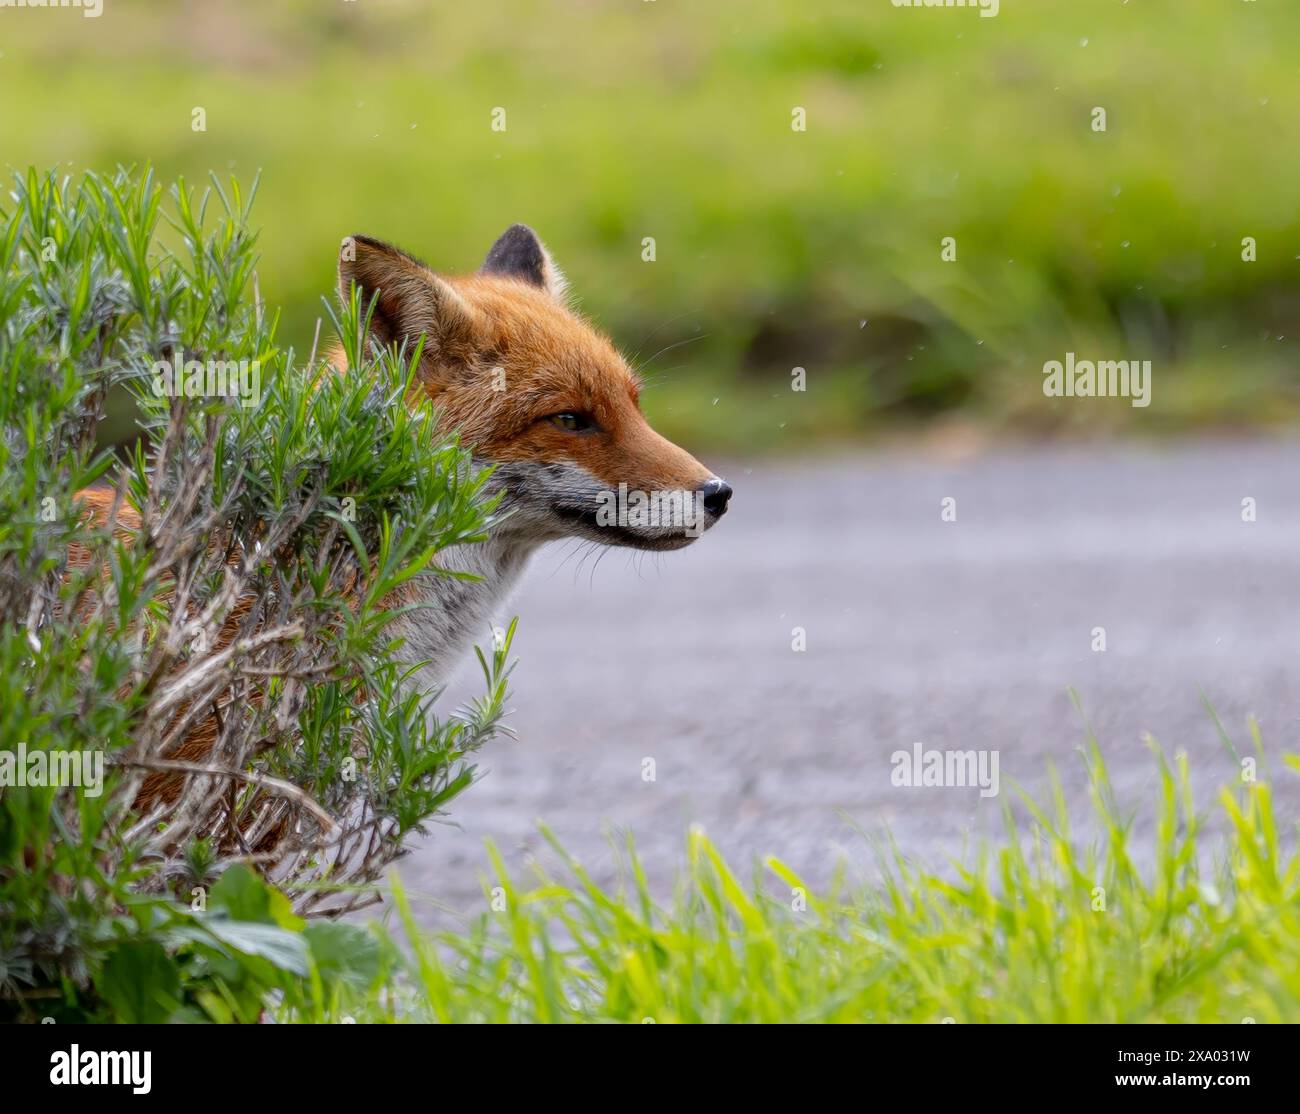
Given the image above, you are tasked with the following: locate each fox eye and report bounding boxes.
[546,411,593,432]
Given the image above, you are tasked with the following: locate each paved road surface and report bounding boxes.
[397,439,1300,925]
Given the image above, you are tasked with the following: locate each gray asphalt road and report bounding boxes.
[397,439,1300,924]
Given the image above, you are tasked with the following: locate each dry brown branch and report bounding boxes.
[111,756,339,836]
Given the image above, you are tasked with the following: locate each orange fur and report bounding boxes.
[336,240,714,493]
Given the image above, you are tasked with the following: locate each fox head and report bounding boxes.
[338,225,731,551]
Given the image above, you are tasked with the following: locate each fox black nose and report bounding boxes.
[698,477,733,517]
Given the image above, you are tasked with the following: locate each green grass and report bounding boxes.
[3,0,1299,450]
[280,738,1300,1024]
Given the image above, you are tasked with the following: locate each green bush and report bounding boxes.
[0,167,512,1021]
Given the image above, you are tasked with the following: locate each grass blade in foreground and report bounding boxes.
[349,743,1299,1023]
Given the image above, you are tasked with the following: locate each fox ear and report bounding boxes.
[338,234,476,352]
[480,224,568,299]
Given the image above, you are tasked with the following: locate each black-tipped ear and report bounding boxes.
[480,224,567,299]
[338,234,474,351]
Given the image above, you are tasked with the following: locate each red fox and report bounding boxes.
[338,224,732,690]
[84,224,730,811]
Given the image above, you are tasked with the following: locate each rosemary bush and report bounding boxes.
[0,167,511,1021]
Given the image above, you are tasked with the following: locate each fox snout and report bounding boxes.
[541,421,731,550]
[587,469,733,551]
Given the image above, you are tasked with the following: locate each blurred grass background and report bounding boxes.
[2,0,1298,453]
